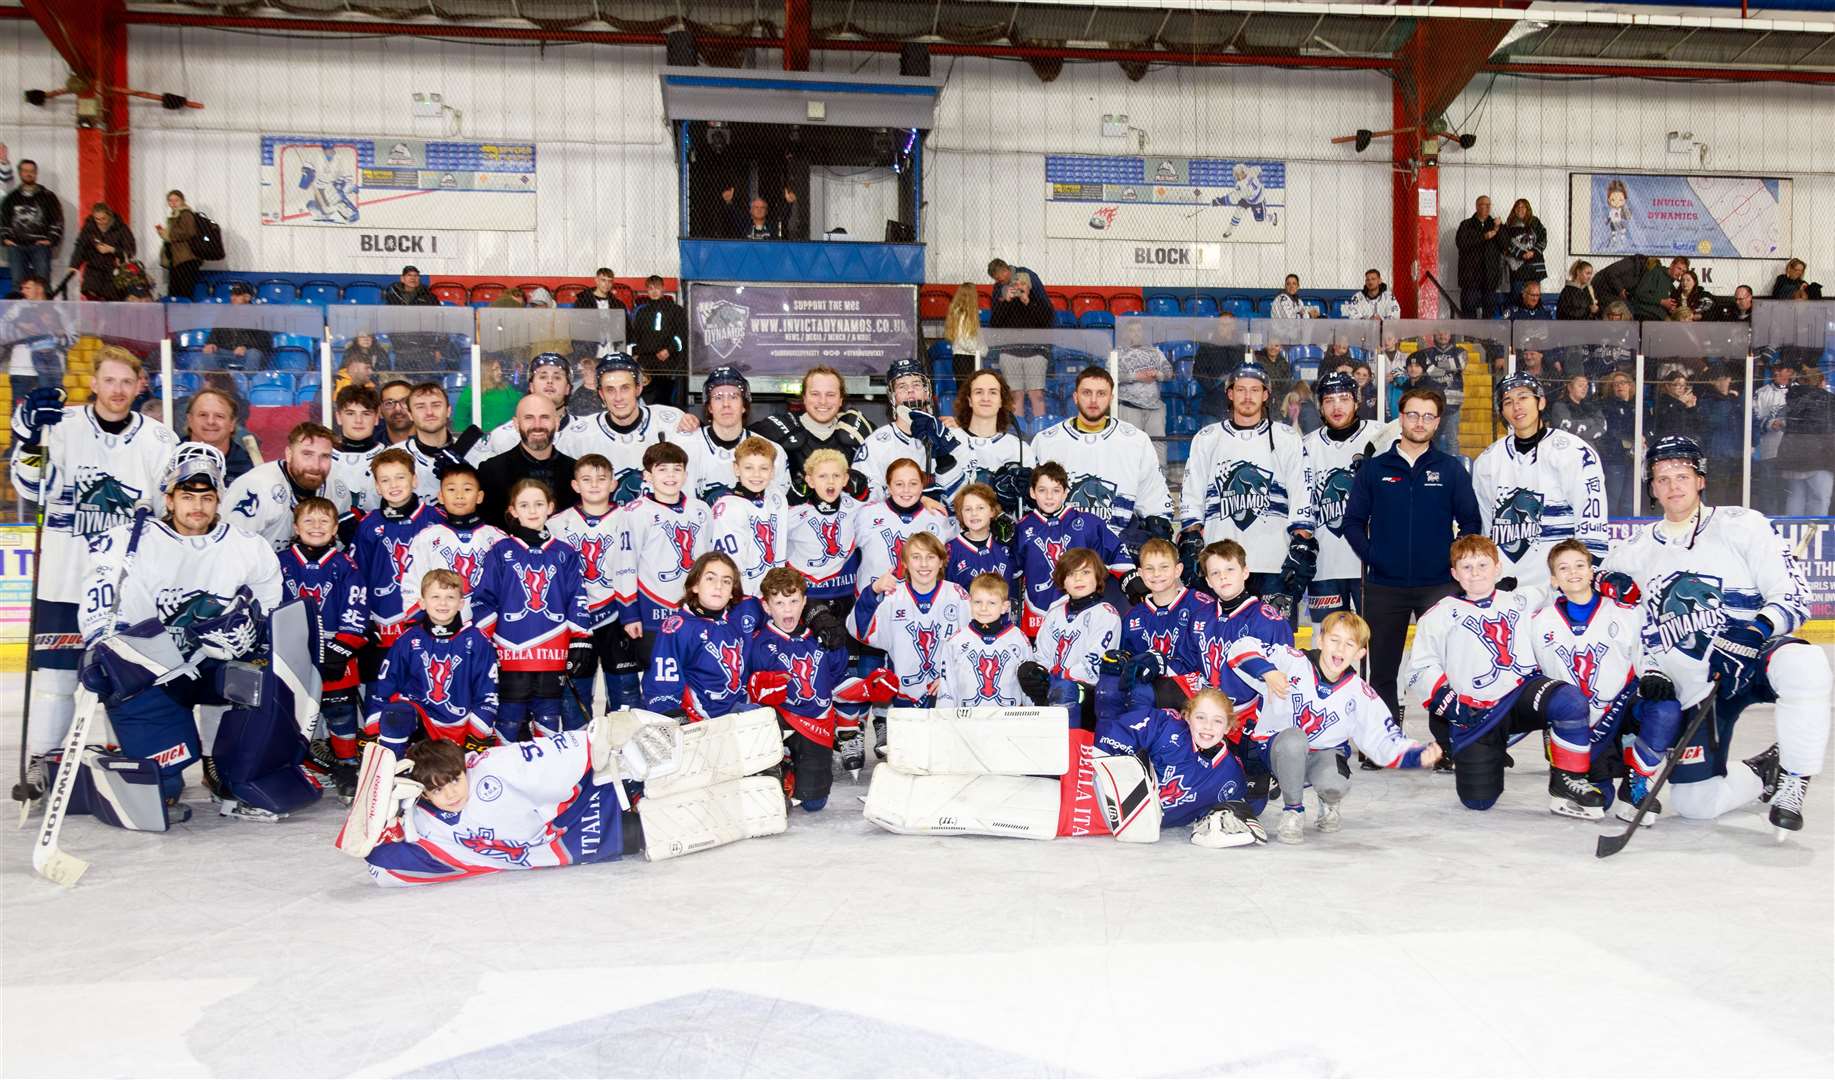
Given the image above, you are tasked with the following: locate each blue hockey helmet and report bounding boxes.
[887,356,929,386]
[1493,371,1545,411]
[595,349,642,382]
[1227,362,1270,389]
[529,351,570,376]
[702,365,750,401]
[1314,370,1358,402]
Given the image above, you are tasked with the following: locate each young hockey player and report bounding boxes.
[1472,372,1610,605]
[278,497,368,797]
[555,351,688,506]
[852,531,971,707]
[934,369,1031,504]
[853,457,957,597]
[365,569,501,754]
[330,384,384,516]
[1035,547,1122,700]
[550,454,639,728]
[1030,365,1172,536]
[706,436,793,598]
[935,573,1039,709]
[643,551,754,720]
[1599,436,1828,832]
[682,367,789,502]
[223,422,348,548]
[745,567,859,811]
[785,448,861,608]
[1229,612,1441,843]
[613,441,711,649]
[1014,462,1128,636]
[944,483,1014,592]
[399,463,505,617]
[470,479,592,740]
[1299,371,1397,624]
[854,357,959,502]
[1171,541,1293,714]
[1120,538,1216,660]
[1092,687,1267,847]
[1404,535,1598,817]
[1532,539,1678,824]
[352,447,444,679]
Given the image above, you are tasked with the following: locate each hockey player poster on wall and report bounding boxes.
[259,134,537,230]
[1044,154,1287,242]
[1569,172,1789,259]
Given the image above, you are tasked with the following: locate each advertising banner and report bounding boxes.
[1569,172,1789,259]
[687,283,918,378]
[260,134,537,231]
[1045,154,1286,243]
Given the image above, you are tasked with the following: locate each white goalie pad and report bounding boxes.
[640,708,782,800]
[588,710,684,787]
[1090,753,1162,844]
[885,706,1072,777]
[640,775,787,861]
[862,765,1062,841]
[333,742,423,859]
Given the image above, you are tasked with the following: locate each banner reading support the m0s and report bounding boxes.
[1569,171,1789,259]
[1045,154,1287,243]
[687,283,918,379]
[260,134,537,231]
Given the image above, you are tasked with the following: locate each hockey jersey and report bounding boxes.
[400,516,507,617]
[612,494,711,630]
[1030,417,1170,533]
[279,543,368,691]
[1403,589,1538,712]
[330,436,384,515]
[366,617,501,749]
[746,623,851,734]
[1230,642,1422,766]
[944,533,1014,593]
[1601,507,1811,711]
[1530,593,1642,728]
[644,608,751,718]
[1014,507,1127,620]
[353,498,445,647]
[681,426,790,505]
[706,489,792,598]
[934,428,1030,503]
[934,617,1036,708]
[1471,428,1609,600]
[850,499,957,596]
[467,419,523,467]
[750,409,874,504]
[1172,593,1292,721]
[1182,418,1313,574]
[854,423,944,503]
[1094,705,1249,829]
[546,504,620,627]
[1120,587,1216,660]
[12,407,178,605]
[224,459,355,549]
[471,532,589,672]
[1301,420,1399,581]
[394,436,460,502]
[854,580,972,702]
[786,497,860,600]
[555,405,685,507]
[80,512,285,651]
[1037,594,1121,686]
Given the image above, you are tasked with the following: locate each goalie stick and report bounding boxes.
[1596,686,1716,859]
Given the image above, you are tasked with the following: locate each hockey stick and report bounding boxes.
[1596,687,1716,859]
[12,506,46,825]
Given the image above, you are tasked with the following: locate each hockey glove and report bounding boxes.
[1262,593,1295,622]
[1277,533,1319,598]
[319,635,358,682]
[1497,576,1519,593]
[1637,671,1676,703]
[1177,528,1206,586]
[991,512,1016,547]
[906,410,957,468]
[1097,650,1133,680]
[1708,617,1769,698]
[566,639,597,680]
[1120,571,1151,606]
[1123,652,1165,695]
[861,667,901,705]
[1017,660,1052,707]
[1595,570,1641,605]
[11,386,66,448]
[746,670,791,707]
[189,588,264,661]
[1427,684,1478,729]
[806,608,851,652]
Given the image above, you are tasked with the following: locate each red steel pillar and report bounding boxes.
[24,0,131,217]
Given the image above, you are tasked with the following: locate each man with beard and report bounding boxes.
[223,422,350,547]
[470,352,572,463]
[377,379,416,444]
[479,392,578,524]
[1031,366,1171,540]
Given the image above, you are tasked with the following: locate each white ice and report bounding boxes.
[1,666,1830,1079]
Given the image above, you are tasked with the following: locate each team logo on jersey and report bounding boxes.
[294,581,327,606]
[1157,766,1195,811]
[1570,643,1608,700]
[786,654,819,700]
[1466,611,1521,670]
[424,653,460,705]
[1315,467,1357,533]
[454,827,532,867]
[1066,475,1119,517]
[1650,572,1726,659]
[815,518,843,559]
[1037,535,1068,566]
[878,529,907,572]
[231,490,260,520]
[1296,701,1330,737]
[577,537,607,582]
[612,469,646,507]
[157,590,228,628]
[974,651,1006,700]
[751,519,777,565]
[1213,462,1274,529]
[1195,628,1228,684]
[715,640,746,692]
[906,624,941,683]
[1490,489,1546,562]
[1147,629,1177,656]
[667,524,700,574]
[1050,627,1079,677]
[449,550,480,588]
[73,470,143,537]
[385,537,413,579]
[517,565,554,615]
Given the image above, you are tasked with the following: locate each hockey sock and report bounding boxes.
[1669,766,1763,821]
[1768,642,1833,776]
[1542,683,1594,774]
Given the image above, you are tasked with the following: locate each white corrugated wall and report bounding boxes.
[1,22,90,277]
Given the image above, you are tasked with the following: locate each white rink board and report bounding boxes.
[1,665,1829,1078]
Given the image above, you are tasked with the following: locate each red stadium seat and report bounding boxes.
[553,282,588,304]
[430,282,468,306]
[919,289,953,320]
[613,283,636,309]
[469,282,507,305]
[1108,292,1144,316]
[1070,293,1107,319]
[1046,291,1070,311]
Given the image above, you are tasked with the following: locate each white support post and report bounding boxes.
[1741,350,1754,509]
[159,338,175,433]
[319,338,334,428]
[1632,351,1646,517]
[470,342,483,429]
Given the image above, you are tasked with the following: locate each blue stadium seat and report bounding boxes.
[1223,297,1254,318]
[257,280,298,305]
[1161,340,1197,363]
[166,372,203,397]
[299,281,341,306]
[270,347,312,372]
[296,378,322,405]
[213,280,249,302]
[1333,299,1356,318]
[343,282,384,305]
[927,339,954,371]
[1183,296,1218,318]
[176,349,208,371]
[1146,296,1180,317]
[1053,309,1076,328]
[274,332,317,352]
[249,371,296,393]
[176,328,210,349]
[248,385,293,407]
[1078,310,1114,329]
[162,295,191,304]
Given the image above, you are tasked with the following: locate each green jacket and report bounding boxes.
[1629,266,1675,321]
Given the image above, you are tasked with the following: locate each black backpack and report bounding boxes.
[189,210,225,261]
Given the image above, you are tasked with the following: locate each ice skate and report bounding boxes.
[1191,802,1267,848]
[164,796,193,824]
[1613,774,1661,826]
[1744,743,1781,802]
[1274,805,1305,844]
[333,759,359,806]
[1316,798,1342,833]
[1548,768,1606,820]
[200,755,230,803]
[218,799,286,823]
[14,754,47,825]
[1770,774,1809,835]
[836,728,865,779]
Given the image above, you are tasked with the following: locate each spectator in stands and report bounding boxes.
[944,283,982,359]
[1,159,61,288]
[334,351,376,397]
[1415,331,1466,454]
[1192,312,1245,422]
[1115,320,1174,467]
[1770,257,1822,300]
[1728,284,1755,322]
[1252,334,1294,405]
[743,197,779,240]
[154,190,203,302]
[68,202,134,301]
[1778,366,1835,516]
[383,265,438,306]
[183,388,255,484]
[1631,256,1687,320]
[378,378,417,443]
[1507,281,1551,321]
[988,259,1053,424]
[1754,360,1795,510]
[1648,366,1699,441]
[566,355,601,418]
[632,275,689,408]
[343,331,390,375]
[202,283,273,369]
[1673,270,1716,321]
[1269,274,1317,319]
[453,355,518,432]
[1593,254,1645,313]
[988,258,1051,321]
[1351,361,1378,420]
[1696,361,1743,505]
[8,273,46,302]
[1345,268,1401,320]
[1454,195,1505,318]
[1319,337,1358,379]
[1602,299,1633,322]
[478,393,579,525]
[1557,260,1598,320]
[1517,346,1564,397]
[488,287,524,309]
[1599,370,1636,512]
[574,268,627,312]
[1546,372,1604,451]
[778,184,806,241]
[382,265,448,371]
[1498,198,1547,295]
[1280,382,1320,435]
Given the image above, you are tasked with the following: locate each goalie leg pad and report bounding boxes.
[639,775,787,861]
[43,749,171,832]
[862,765,1063,841]
[886,706,1073,776]
[105,683,202,801]
[336,741,424,857]
[640,708,782,799]
[1090,753,1162,843]
[212,671,321,815]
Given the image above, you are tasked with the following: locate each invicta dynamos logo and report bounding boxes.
[73,468,143,537]
[697,300,750,360]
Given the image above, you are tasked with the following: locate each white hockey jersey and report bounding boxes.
[1037,596,1121,686]
[786,497,861,596]
[849,499,957,595]
[79,513,285,650]
[1530,594,1642,728]
[399,519,507,617]
[1232,641,1418,765]
[856,580,971,701]
[681,426,790,505]
[223,460,356,549]
[330,439,383,515]
[547,504,621,626]
[1600,507,1812,711]
[466,419,523,467]
[1182,418,1314,573]
[11,407,178,605]
[1471,428,1609,601]
[934,427,1031,502]
[1403,590,1538,711]
[611,493,711,618]
[1301,419,1399,581]
[706,490,792,598]
[934,620,1037,708]
[1030,417,1170,533]
[854,423,944,503]
[554,405,685,506]
[392,436,454,502]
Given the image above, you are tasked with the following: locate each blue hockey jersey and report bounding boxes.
[1013,507,1127,619]
[1095,702,1250,829]
[1120,587,1217,659]
[1171,593,1292,720]
[353,497,445,648]
[944,533,1015,593]
[279,543,368,692]
[644,608,752,719]
[746,623,851,742]
[471,531,590,673]
[366,617,501,751]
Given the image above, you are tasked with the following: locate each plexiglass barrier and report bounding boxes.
[166,301,331,469]
[477,306,626,425]
[1383,320,1509,458]
[327,305,476,446]
[1751,300,1835,517]
[977,327,1116,436]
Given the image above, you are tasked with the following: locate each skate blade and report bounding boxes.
[1612,802,1657,827]
[1549,797,1605,821]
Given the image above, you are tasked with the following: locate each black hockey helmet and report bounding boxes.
[702,365,750,401]
[1645,434,1707,485]
[1493,371,1545,411]
[1315,370,1358,402]
[595,349,642,382]
[886,356,929,387]
[1227,362,1270,389]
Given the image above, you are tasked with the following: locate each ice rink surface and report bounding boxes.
[1,668,1830,1080]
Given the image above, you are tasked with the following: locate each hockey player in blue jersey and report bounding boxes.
[1169,541,1293,728]
[1091,685,1268,847]
[352,448,444,679]
[279,497,368,798]
[644,552,755,720]
[470,479,593,741]
[1014,461,1128,637]
[943,483,1014,593]
[1120,538,1217,660]
[366,569,502,755]
[399,464,504,619]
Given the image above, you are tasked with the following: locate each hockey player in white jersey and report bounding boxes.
[706,436,793,597]
[851,531,971,706]
[1031,365,1172,538]
[1404,534,1599,818]
[855,358,961,503]
[10,345,178,792]
[932,368,1032,506]
[469,352,573,465]
[298,142,359,223]
[330,384,385,516]
[681,367,788,502]
[398,464,504,616]
[223,422,350,548]
[1299,371,1398,624]
[1216,162,1266,239]
[612,441,711,637]
[852,457,957,597]
[555,352,691,506]
[1472,372,1609,605]
[1180,362,1317,612]
[1599,436,1828,833]
[935,573,1041,709]
[549,453,640,727]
